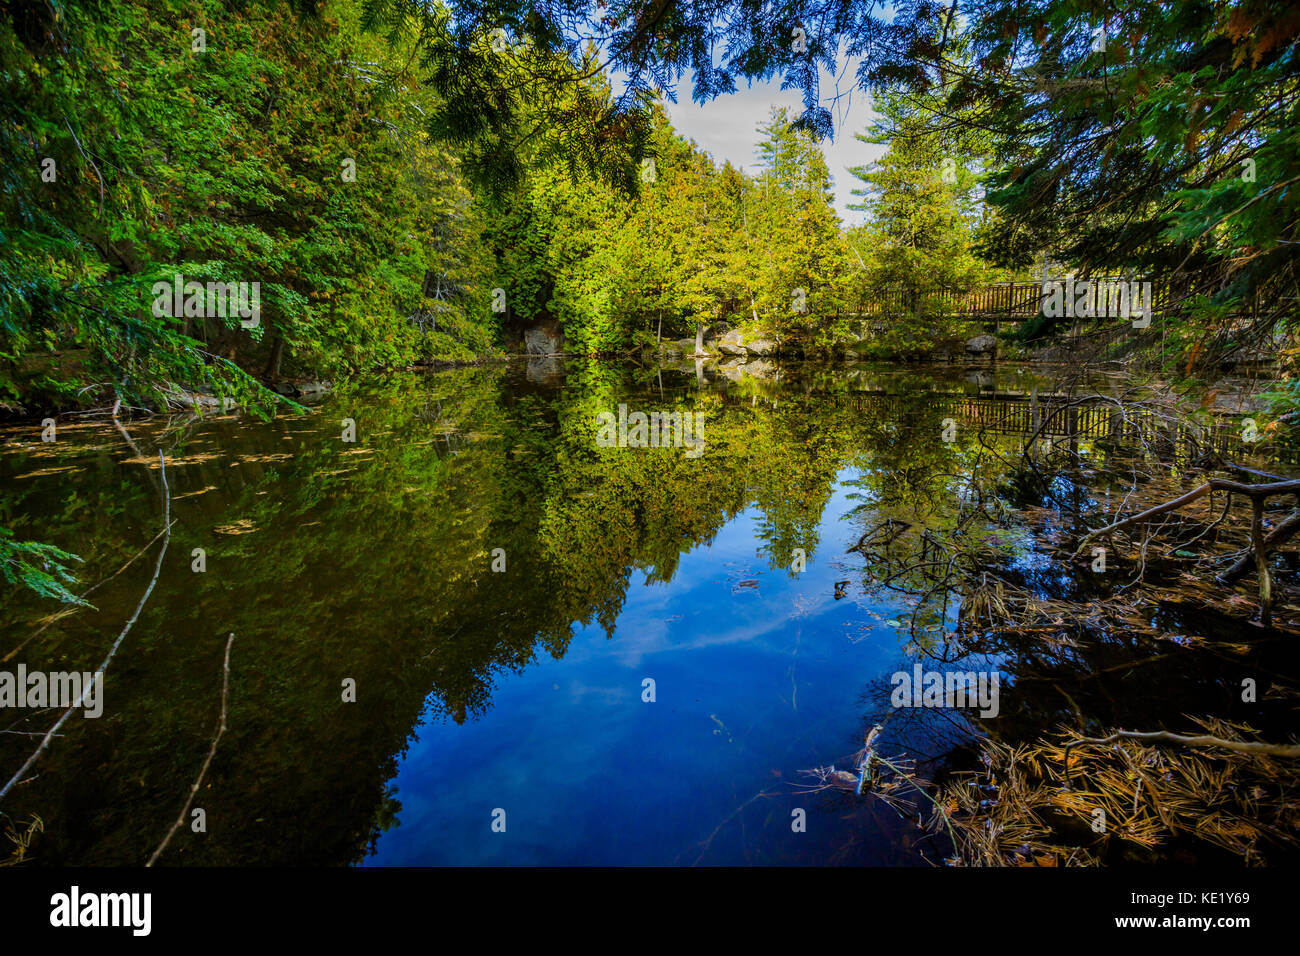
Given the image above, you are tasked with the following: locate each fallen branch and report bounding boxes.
[0,450,171,802]
[147,633,234,866]
[1219,511,1300,584]
[1071,476,1300,622]
[1074,477,1300,556]
[1251,496,1273,626]
[4,519,177,665]
[848,519,911,553]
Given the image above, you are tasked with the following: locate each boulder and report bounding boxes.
[267,380,331,402]
[716,330,748,356]
[716,358,748,382]
[965,334,997,354]
[296,380,331,402]
[743,337,779,357]
[716,357,778,381]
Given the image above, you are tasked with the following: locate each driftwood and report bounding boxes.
[1073,476,1300,626]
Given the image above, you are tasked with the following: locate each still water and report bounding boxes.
[0,360,1148,865]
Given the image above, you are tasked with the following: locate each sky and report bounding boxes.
[657,63,883,226]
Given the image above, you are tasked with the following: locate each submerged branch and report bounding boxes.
[0,449,171,803]
[147,633,235,866]
[1072,477,1300,556]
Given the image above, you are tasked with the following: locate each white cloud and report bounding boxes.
[659,66,883,225]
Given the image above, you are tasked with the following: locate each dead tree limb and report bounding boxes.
[1220,512,1300,584]
[1063,729,1300,790]
[1072,477,1300,625]
[1074,477,1300,557]
[0,450,171,802]
[1251,496,1273,627]
[1066,728,1300,759]
[147,633,234,866]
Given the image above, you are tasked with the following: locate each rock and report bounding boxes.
[715,328,779,356]
[717,358,777,381]
[268,381,330,402]
[524,320,566,355]
[716,330,748,356]
[965,334,997,354]
[716,362,747,382]
[296,381,331,401]
[164,387,237,412]
[828,770,860,790]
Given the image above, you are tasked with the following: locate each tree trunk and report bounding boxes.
[264,334,285,381]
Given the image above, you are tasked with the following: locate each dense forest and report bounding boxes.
[5,1,1296,412]
[2,0,870,411]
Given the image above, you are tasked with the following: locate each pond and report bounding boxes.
[1,359,1292,865]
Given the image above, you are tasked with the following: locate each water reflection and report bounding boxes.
[0,360,1277,865]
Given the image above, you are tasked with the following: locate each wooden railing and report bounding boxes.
[852,276,1180,323]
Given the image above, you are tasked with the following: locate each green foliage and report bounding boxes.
[848,77,993,346]
[353,0,1300,371]
[953,0,1300,362]
[481,102,856,353]
[0,527,86,606]
[0,0,498,416]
